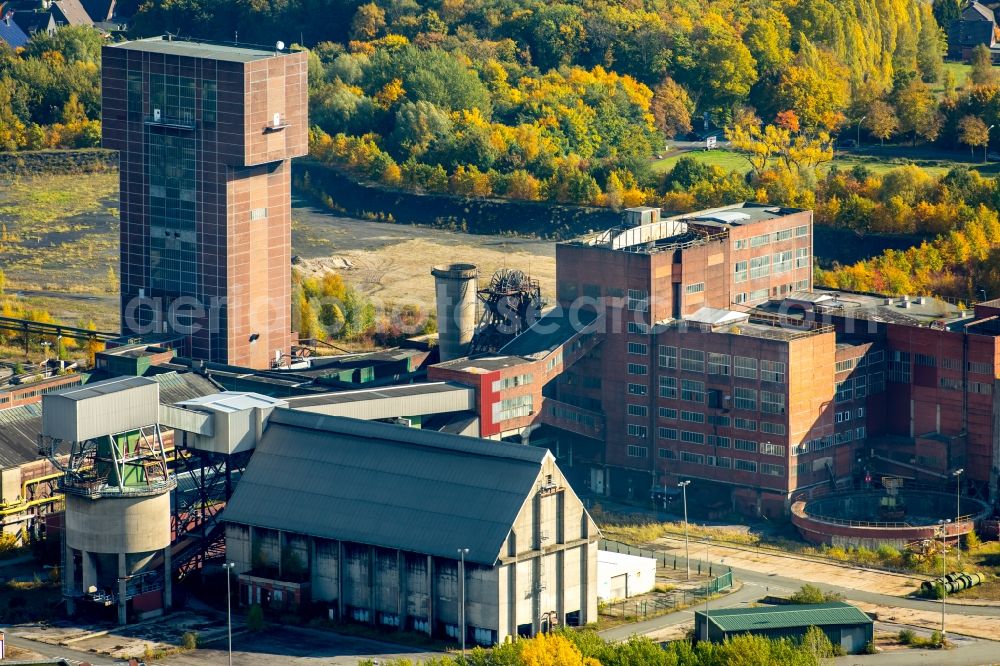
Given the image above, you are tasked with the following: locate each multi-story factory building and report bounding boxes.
[430,203,1000,516]
[101,37,307,369]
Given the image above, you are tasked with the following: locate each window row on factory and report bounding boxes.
[733,225,809,251]
[733,247,810,283]
[653,448,786,477]
[657,347,786,382]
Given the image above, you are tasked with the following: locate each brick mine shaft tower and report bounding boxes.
[40,377,176,624]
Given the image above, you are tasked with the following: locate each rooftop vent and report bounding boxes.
[917,296,927,305]
[883,297,894,305]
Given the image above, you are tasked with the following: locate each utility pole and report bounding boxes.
[938,519,951,642]
[457,548,469,654]
[954,468,964,569]
[857,115,866,149]
[223,562,235,666]
[678,480,691,581]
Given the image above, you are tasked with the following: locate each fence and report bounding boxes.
[600,538,734,579]
[598,539,733,620]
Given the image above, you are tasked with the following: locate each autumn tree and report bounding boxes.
[726,112,788,177]
[349,2,385,42]
[958,115,990,158]
[865,100,899,145]
[650,77,693,139]
[895,78,941,145]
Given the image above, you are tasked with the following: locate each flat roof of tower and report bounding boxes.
[110,36,291,62]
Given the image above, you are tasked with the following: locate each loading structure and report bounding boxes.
[40,377,176,624]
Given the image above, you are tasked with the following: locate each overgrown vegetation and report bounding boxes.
[293,268,435,344]
[788,584,844,604]
[358,626,837,665]
[897,628,945,649]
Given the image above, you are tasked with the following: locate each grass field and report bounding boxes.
[939,60,972,93]
[651,147,995,178]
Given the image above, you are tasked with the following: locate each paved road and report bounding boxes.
[598,579,779,641]
[5,624,441,666]
[834,641,1000,666]
[4,632,121,665]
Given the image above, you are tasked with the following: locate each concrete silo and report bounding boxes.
[432,263,478,361]
[41,376,175,624]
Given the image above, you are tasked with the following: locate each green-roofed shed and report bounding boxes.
[694,602,874,654]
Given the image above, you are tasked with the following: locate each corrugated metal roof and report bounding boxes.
[177,392,286,413]
[0,404,43,469]
[285,382,465,408]
[151,371,223,404]
[222,409,549,565]
[50,375,155,401]
[0,372,221,468]
[701,602,872,632]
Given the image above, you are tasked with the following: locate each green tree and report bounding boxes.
[675,12,758,120]
[389,100,452,159]
[916,3,944,84]
[789,583,843,604]
[895,78,940,145]
[933,0,962,30]
[970,44,998,86]
[246,603,264,632]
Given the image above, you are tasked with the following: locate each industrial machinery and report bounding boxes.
[39,377,176,624]
[469,268,542,354]
[878,476,907,521]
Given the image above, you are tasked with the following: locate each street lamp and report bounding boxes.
[702,536,713,642]
[986,125,996,163]
[954,468,964,569]
[857,115,866,149]
[937,519,951,642]
[457,548,469,653]
[222,562,236,666]
[678,480,691,581]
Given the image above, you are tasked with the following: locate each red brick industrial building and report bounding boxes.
[429,203,999,516]
[102,37,307,369]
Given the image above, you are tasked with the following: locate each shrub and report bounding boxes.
[964,530,981,551]
[247,603,264,632]
[181,631,198,650]
[864,641,878,654]
[789,584,843,604]
[898,629,915,645]
[930,630,944,647]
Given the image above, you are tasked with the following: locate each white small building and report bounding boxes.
[597,550,657,602]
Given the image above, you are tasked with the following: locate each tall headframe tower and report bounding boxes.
[101,37,308,369]
[41,377,176,624]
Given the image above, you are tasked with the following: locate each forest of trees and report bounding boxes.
[6,0,1000,300]
[119,0,956,206]
[0,26,103,150]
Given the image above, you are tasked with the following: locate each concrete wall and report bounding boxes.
[65,492,171,554]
